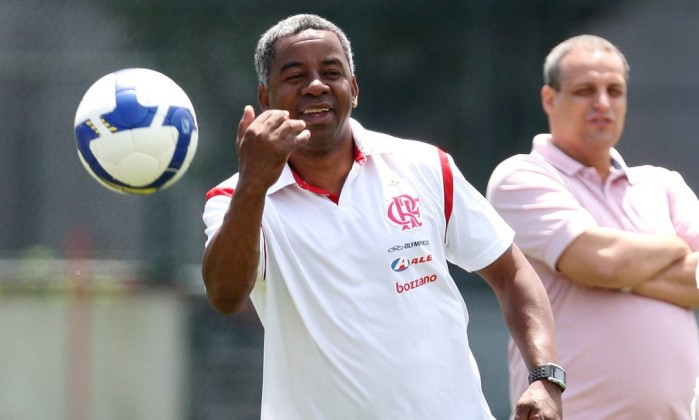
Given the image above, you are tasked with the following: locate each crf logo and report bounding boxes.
[387,194,422,231]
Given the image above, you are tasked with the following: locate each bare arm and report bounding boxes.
[477,244,562,419]
[632,251,699,308]
[556,227,691,289]
[202,182,266,314]
[202,106,310,314]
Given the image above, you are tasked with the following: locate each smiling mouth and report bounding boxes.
[301,108,330,115]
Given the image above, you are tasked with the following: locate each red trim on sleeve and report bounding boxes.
[438,148,453,236]
[261,225,267,281]
[206,187,234,201]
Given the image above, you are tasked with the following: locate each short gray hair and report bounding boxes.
[254,14,355,87]
[543,34,629,90]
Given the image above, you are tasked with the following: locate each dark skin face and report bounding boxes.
[258,29,359,158]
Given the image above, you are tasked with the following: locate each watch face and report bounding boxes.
[552,368,566,382]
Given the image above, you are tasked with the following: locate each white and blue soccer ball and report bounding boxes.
[74,68,198,194]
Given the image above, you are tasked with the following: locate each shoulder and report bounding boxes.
[492,152,557,176]
[364,132,441,157]
[352,118,443,163]
[487,152,571,205]
[205,173,239,203]
[489,152,561,188]
[391,138,445,165]
[202,173,239,231]
[626,164,676,180]
[626,164,693,190]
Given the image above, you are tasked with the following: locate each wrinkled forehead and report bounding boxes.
[271,29,349,70]
[559,48,626,85]
[274,29,341,54]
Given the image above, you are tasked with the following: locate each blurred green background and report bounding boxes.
[2,1,699,419]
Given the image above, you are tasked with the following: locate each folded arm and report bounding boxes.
[557,227,697,307]
[631,251,699,308]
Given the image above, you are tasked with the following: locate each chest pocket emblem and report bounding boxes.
[387,194,422,231]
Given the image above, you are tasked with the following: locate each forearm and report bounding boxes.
[632,252,699,308]
[202,183,266,314]
[558,227,691,289]
[202,106,309,314]
[502,254,565,418]
[502,264,559,370]
[480,245,559,369]
[479,245,562,418]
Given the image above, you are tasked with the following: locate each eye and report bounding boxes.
[323,69,343,78]
[608,87,625,97]
[573,87,594,96]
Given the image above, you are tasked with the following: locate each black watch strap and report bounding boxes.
[528,363,566,392]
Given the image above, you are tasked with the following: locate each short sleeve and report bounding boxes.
[202,187,266,286]
[664,170,699,250]
[444,155,515,272]
[487,156,597,271]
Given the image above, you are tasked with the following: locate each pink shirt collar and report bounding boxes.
[531,133,634,184]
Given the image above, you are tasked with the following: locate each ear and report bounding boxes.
[541,85,556,116]
[351,76,359,108]
[258,84,270,110]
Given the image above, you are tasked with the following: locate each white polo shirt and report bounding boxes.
[203,119,514,420]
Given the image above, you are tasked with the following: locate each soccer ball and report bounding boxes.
[74,68,198,194]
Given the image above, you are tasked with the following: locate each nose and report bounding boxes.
[593,91,610,111]
[301,75,329,96]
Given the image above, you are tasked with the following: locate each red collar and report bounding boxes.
[290,143,365,204]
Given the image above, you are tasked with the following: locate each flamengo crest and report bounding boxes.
[387,194,422,231]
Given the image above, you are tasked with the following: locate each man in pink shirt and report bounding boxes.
[487,35,699,419]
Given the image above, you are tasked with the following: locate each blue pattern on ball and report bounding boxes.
[74,68,197,193]
[106,69,157,130]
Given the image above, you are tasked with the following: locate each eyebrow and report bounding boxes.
[280,61,303,73]
[570,80,625,88]
[279,57,346,73]
[321,57,345,68]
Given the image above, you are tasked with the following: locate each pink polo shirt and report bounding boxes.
[487,134,699,419]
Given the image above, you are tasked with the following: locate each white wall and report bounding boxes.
[0,291,188,420]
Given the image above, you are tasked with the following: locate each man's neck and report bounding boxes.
[288,136,355,195]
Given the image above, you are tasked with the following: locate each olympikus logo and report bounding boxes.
[395,274,438,294]
[387,240,430,252]
[390,254,433,272]
[387,194,422,231]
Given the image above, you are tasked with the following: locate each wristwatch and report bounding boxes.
[528,363,567,392]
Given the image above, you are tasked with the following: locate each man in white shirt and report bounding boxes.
[203,13,564,419]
